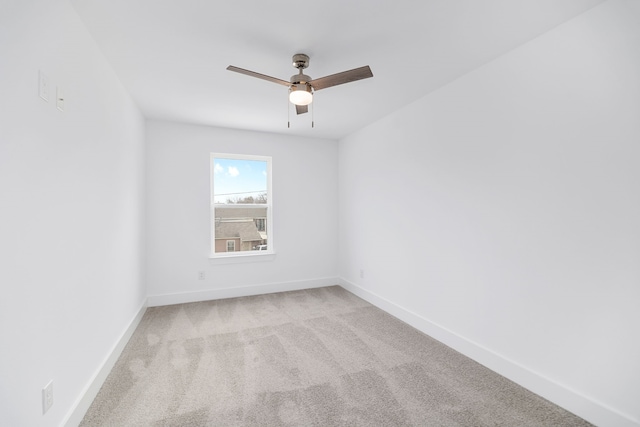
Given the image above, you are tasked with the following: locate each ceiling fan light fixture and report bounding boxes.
[289,83,313,106]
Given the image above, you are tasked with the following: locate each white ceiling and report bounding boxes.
[70,0,604,140]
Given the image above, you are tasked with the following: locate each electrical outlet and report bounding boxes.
[360,269,364,279]
[198,271,205,280]
[42,380,53,414]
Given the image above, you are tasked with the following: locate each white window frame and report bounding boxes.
[210,153,273,258]
[226,240,235,252]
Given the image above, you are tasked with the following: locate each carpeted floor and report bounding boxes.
[80,286,591,426]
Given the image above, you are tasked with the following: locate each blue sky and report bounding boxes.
[212,157,267,203]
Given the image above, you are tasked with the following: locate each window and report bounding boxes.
[211,153,272,256]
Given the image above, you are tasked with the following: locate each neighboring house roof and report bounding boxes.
[215,207,266,219]
[215,220,263,242]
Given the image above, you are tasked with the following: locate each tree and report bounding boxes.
[226,193,267,204]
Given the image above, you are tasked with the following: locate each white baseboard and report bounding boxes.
[62,302,147,427]
[339,278,639,427]
[147,277,338,307]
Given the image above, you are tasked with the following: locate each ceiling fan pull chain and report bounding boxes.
[311,98,314,128]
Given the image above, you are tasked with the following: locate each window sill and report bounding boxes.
[209,251,276,265]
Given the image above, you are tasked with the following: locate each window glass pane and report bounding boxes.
[213,158,267,204]
[212,155,270,255]
[213,206,268,253]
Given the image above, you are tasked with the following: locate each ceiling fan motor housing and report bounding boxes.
[290,73,312,85]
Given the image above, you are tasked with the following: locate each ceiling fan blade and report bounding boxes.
[310,66,373,91]
[295,104,308,115]
[226,66,290,87]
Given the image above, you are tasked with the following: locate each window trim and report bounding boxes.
[210,153,273,258]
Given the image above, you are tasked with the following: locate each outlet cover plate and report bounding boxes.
[56,86,64,111]
[42,380,53,414]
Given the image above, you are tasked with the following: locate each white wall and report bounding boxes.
[0,1,146,426]
[338,1,640,426]
[146,121,338,304]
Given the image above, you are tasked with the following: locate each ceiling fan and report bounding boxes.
[227,54,373,116]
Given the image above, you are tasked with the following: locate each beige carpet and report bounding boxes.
[80,286,591,426]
